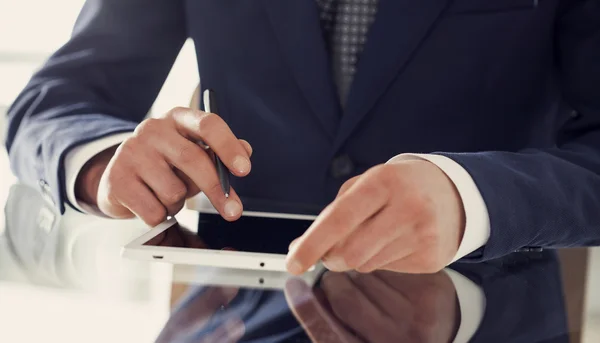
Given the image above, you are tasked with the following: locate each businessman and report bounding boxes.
[6,0,600,274]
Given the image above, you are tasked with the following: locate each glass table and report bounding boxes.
[0,183,597,343]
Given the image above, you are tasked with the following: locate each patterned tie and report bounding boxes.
[316,0,380,106]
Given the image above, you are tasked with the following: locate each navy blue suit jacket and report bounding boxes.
[5,0,600,260]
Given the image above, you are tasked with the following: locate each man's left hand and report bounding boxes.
[286,160,465,274]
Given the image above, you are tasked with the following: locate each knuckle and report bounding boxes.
[171,106,188,114]
[162,185,188,205]
[134,118,162,138]
[105,169,128,189]
[196,112,221,135]
[372,164,397,181]
[337,176,358,196]
[358,167,391,196]
[165,106,189,119]
[175,144,200,166]
[116,138,138,158]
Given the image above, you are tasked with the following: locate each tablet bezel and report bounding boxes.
[121,211,318,272]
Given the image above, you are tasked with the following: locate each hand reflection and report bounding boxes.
[285,270,459,343]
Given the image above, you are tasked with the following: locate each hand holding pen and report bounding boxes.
[79,89,252,226]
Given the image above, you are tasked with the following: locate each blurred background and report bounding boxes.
[1,1,600,342]
[0,1,199,342]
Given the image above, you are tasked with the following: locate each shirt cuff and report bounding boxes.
[444,268,486,343]
[64,132,133,216]
[386,153,491,262]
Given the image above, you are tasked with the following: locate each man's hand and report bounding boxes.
[75,107,253,226]
[285,270,459,343]
[286,160,465,274]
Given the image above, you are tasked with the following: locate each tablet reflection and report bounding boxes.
[155,252,568,343]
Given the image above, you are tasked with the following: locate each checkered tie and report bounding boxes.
[316,0,380,106]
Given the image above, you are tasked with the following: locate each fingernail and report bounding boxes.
[224,200,242,218]
[232,156,251,174]
[288,238,300,252]
[323,257,348,272]
[286,257,304,275]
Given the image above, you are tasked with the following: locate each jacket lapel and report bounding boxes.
[334,0,452,151]
[262,0,341,141]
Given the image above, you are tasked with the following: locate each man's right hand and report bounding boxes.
[75,107,252,226]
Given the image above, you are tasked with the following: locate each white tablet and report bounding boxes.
[121,210,318,272]
[172,264,325,290]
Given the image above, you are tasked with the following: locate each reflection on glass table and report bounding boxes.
[0,183,587,343]
[160,252,568,343]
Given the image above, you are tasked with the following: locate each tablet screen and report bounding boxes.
[142,213,314,254]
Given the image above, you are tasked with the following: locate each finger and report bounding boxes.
[99,177,167,227]
[286,174,390,275]
[201,318,245,343]
[354,235,417,274]
[321,272,390,343]
[173,137,250,199]
[157,134,243,221]
[322,207,400,272]
[284,278,362,343]
[171,108,251,177]
[174,169,201,198]
[136,156,188,216]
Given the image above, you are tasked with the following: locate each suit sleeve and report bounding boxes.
[439,0,600,260]
[4,0,187,213]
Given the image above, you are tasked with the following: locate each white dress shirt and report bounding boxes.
[65,135,491,261]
